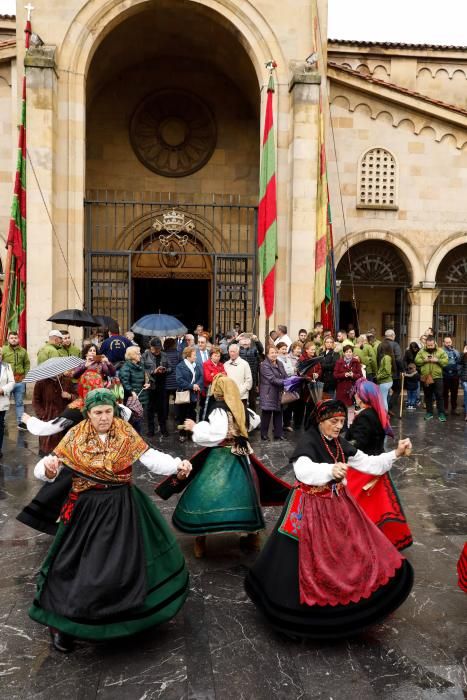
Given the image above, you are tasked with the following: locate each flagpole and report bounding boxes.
[0,7,32,345]
[258,60,278,347]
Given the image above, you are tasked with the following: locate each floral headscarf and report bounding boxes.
[68,370,104,410]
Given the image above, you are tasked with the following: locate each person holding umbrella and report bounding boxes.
[32,372,76,456]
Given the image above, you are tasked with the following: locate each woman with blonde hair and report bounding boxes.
[156,374,290,558]
[119,346,150,433]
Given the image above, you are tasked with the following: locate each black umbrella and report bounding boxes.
[91,314,118,329]
[47,309,100,328]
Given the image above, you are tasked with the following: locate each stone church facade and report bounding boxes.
[0,4,466,355]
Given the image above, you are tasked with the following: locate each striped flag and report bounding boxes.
[314,93,336,329]
[0,18,30,345]
[258,70,277,318]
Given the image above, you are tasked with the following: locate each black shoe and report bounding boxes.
[17,422,28,431]
[274,436,287,441]
[260,436,269,441]
[161,431,169,437]
[49,627,74,653]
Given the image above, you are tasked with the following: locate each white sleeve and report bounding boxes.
[27,416,69,436]
[192,408,229,446]
[139,449,181,476]
[33,457,63,482]
[293,456,336,485]
[348,449,396,475]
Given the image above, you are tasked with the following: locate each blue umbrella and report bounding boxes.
[131,314,187,338]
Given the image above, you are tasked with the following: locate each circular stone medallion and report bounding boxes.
[130,89,217,178]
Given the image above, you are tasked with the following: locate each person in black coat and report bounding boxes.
[259,346,287,440]
[345,378,412,551]
[142,338,171,437]
[319,336,340,398]
[175,347,203,443]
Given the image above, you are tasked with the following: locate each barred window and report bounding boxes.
[357,148,398,209]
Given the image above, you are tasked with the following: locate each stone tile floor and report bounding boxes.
[0,408,465,699]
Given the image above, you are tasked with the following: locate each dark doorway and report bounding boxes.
[339,301,359,336]
[133,278,210,334]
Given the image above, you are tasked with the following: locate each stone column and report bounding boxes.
[24,46,57,359]
[287,65,321,337]
[407,285,440,342]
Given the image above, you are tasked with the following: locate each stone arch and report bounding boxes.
[426,232,467,281]
[58,0,287,87]
[334,230,423,286]
[55,0,287,311]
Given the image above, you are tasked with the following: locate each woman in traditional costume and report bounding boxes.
[245,399,414,640]
[345,379,413,550]
[17,371,112,535]
[29,388,191,653]
[156,375,290,559]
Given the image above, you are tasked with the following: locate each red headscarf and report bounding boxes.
[68,370,104,409]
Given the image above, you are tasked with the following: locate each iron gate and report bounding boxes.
[434,288,467,346]
[85,193,258,338]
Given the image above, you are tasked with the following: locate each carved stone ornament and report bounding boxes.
[130,89,217,177]
[153,210,195,248]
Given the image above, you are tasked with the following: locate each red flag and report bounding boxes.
[0,19,30,345]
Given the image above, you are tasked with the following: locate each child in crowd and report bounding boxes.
[404,362,420,410]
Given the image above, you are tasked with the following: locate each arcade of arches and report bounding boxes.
[336,241,467,347]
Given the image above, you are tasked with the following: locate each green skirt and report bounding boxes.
[172,447,265,535]
[29,485,188,640]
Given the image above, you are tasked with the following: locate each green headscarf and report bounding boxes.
[83,388,119,417]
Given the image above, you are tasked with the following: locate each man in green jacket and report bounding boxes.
[415,335,449,421]
[37,330,64,364]
[60,331,81,357]
[2,330,30,429]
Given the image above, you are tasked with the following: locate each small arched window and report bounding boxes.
[357,147,398,210]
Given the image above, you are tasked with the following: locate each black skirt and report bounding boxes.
[39,485,146,619]
[245,497,414,640]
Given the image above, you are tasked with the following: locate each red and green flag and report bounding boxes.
[258,69,277,318]
[314,93,336,330]
[0,18,30,345]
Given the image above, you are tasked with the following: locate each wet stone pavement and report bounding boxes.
[0,407,466,700]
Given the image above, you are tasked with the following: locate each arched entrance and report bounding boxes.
[336,241,411,344]
[434,243,467,345]
[84,0,261,336]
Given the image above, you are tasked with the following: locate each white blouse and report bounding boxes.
[293,449,397,486]
[192,408,229,447]
[34,434,181,482]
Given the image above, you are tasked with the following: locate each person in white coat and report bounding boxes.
[0,346,15,457]
[223,344,252,407]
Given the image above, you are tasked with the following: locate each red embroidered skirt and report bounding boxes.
[345,468,413,551]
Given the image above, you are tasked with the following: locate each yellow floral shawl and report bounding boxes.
[54,417,147,489]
